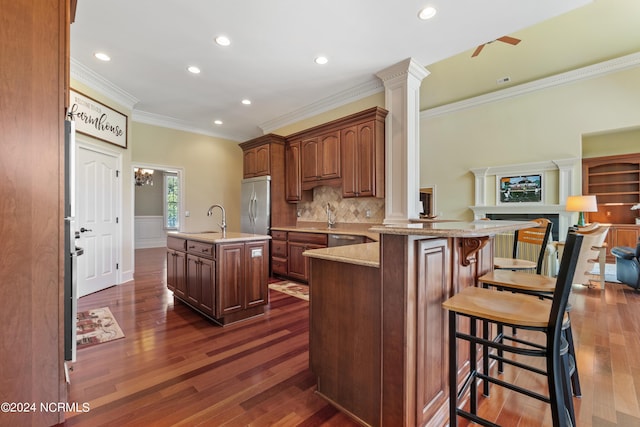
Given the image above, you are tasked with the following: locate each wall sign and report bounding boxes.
[69,89,128,149]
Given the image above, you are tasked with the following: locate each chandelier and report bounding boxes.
[134,168,154,186]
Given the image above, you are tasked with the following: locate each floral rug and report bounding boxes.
[77,307,125,349]
[269,282,309,301]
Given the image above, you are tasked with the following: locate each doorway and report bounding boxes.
[76,142,122,297]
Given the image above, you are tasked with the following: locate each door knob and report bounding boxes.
[80,227,93,233]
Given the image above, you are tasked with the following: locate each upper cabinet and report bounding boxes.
[301,130,341,187]
[341,116,385,198]
[583,153,640,224]
[285,107,388,199]
[242,143,271,178]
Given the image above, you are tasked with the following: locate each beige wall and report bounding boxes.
[583,127,640,158]
[420,66,640,221]
[131,122,243,232]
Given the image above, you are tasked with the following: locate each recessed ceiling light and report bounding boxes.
[187,66,201,74]
[241,99,251,105]
[94,52,111,61]
[213,119,223,125]
[314,56,328,65]
[418,6,437,20]
[215,36,231,46]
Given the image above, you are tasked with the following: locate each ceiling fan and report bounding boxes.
[471,36,521,57]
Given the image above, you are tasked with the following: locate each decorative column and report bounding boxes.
[376,58,430,224]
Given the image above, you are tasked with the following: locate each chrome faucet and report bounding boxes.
[326,203,336,228]
[207,204,227,233]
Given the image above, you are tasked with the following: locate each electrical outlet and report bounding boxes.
[365,209,371,218]
[185,210,190,217]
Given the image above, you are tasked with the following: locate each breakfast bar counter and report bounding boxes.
[304,220,534,427]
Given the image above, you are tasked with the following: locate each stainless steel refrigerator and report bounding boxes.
[241,176,271,235]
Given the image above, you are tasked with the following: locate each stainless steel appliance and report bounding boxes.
[64,117,82,364]
[328,234,366,247]
[241,176,271,235]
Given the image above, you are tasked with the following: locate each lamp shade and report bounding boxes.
[565,195,598,212]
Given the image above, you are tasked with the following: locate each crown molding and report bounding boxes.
[70,58,139,110]
[258,77,384,134]
[421,51,640,120]
[131,110,249,142]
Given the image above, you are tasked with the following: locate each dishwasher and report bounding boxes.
[327,234,366,247]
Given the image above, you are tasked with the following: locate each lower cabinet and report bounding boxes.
[167,249,186,299]
[287,232,328,283]
[167,237,269,325]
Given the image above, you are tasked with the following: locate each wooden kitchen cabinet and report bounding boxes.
[166,236,269,325]
[284,106,387,196]
[287,232,328,282]
[217,240,269,316]
[167,236,187,299]
[285,141,303,202]
[242,144,271,178]
[271,230,288,276]
[341,117,385,198]
[301,130,341,188]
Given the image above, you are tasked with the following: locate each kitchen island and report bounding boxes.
[304,220,534,427]
[166,231,270,325]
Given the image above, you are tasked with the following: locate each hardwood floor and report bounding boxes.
[60,248,640,426]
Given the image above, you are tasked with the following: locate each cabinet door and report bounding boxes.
[186,254,202,306]
[245,241,269,308]
[216,243,244,316]
[341,126,358,197]
[243,148,256,178]
[301,137,320,182]
[288,242,324,282]
[342,122,376,198]
[167,251,177,292]
[199,257,215,316]
[173,251,187,299]
[285,141,302,202]
[319,131,341,180]
[355,122,375,196]
[254,144,271,176]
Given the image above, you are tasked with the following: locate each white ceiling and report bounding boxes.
[71,0,592,142]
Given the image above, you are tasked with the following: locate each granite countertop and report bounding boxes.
[370,220,537,237]
[168,230,271,244]
[303,242,380,268]
[272,222,380,241]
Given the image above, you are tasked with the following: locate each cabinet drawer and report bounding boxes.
[167,236,186,251]
[272,257,288,276]
[187,240,215,258]
[271,230,288,240]
[288,231,328,245]
[272,240,287,258]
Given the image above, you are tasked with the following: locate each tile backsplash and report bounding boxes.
[297,186,385,223]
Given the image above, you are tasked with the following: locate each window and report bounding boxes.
[164,173,179,229]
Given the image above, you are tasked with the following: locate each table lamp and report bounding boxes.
[566,195,598,227]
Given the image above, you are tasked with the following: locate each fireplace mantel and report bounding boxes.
[470,158,580,240]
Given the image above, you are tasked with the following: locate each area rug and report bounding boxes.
[269,282,309,301]
[76,307,125,349]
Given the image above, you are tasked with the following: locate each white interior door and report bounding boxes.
[76,146,119,297]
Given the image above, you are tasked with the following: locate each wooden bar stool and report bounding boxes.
[494,218,553,274]
[443,232,583,427]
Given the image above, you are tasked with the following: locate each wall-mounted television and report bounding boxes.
[498,174,542,204]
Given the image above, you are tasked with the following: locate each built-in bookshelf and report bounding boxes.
[582,153,640,224]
